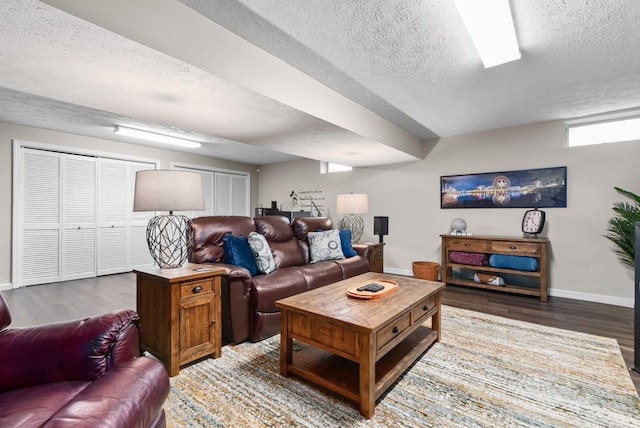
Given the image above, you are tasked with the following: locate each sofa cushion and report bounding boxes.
[192,216,256,263]
[291,217,333,240]
[46,358,170,428]
[0,381,89,428]
[251,269,308,312]
[223,234,258,275]
[308,229,345,263]
[248,232,276,274]
[293,262,343,290]
[333,256,370,278]
[270,238,305,269]
[255,216,294,241]
[339,229,358,258]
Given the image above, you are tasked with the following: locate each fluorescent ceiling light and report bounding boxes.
[566,115,640,147]
[113,125,201,148]
[454,0,521,68]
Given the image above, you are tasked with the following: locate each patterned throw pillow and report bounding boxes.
[308,229,345,263]
[248,232,276,274]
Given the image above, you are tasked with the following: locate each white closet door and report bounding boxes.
[214,172,249,216]
[61,154,97,280]
[20,149,61,286]
[173,167,214,218]
[230,174,248,215]
[97,158,127,275]
[128,162,155,269]
[214,173,231,215]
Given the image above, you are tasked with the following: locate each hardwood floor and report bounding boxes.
[2,273,638,393]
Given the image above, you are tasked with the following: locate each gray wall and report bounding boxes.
[257,119,640,307]
[0,121,258,287]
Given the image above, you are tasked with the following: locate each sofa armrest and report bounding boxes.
[0,309,140,392]
[352,243,373,259]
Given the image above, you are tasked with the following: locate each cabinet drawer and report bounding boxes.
[180,279,213,298]
[447,239,489,252]
[377,312,411,352]
[411,296,436,324]
[490,241,539,255]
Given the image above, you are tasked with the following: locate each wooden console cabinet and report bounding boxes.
[440,235,549,301]
[134,263,224,376]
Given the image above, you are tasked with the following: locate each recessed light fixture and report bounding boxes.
[113,125,201,149]
[453,0,521,68]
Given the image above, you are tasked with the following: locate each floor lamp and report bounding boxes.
[336,193,368,242]
[134,170,204,268]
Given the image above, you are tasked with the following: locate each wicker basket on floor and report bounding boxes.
[412,261,440,281]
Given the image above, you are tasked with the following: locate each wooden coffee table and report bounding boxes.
[276,272,445,418]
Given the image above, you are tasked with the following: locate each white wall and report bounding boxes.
[0,121,259,288]
[258,119,640,307]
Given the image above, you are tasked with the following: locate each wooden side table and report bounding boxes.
[366,243,385,273]
[134,263,224,376]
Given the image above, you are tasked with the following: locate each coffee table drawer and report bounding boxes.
[377,312,411,352]
[411,296,436,324]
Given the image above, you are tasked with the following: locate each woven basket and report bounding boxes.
[412,261,440,281]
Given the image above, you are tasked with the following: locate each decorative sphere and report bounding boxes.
[450,218,467,235]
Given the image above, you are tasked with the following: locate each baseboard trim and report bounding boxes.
[0,283,13,291]
[549,288,633,308]
[382,267,633,308]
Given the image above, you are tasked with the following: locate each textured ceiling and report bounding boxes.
[1,0,639,166]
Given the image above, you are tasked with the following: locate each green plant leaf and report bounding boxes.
[604,187,640,267]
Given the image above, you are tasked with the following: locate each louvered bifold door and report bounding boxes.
[173,167,214,218]
[20,149,61,286]
[213,172,249,216]
[97,158,128,275]
[230,174,249,215]
[61,154,97,281]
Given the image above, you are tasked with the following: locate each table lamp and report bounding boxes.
[133,170,204,268]
[336,193,368,242]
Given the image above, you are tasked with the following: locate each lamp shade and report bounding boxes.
[134,170,204,212]
[336,193,368,214]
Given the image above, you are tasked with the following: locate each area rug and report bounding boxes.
[164,306,640,427]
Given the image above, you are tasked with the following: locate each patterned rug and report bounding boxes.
[164,306,640,427]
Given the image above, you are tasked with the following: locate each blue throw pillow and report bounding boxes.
[489,254,538,272]
[223,234,258,276]
[339,229,358,258]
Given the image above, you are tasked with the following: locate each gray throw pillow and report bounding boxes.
[248,232,276,274]
[308,229,345,263]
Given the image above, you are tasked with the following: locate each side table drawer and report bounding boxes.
[377,312,411,353]
[180,279,213,298]
[447,239,490,252]
[490,241,539,255]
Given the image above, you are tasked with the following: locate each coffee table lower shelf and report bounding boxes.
[286,326,438,407]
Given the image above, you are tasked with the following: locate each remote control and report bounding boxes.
[356,283,384,292]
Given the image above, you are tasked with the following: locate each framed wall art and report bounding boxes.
[441,166,567,209]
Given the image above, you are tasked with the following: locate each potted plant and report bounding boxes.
[605,186,640,372]
[604,187,640,267]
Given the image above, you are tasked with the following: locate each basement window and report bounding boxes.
[565,111,640,147]
[320,162,352,174]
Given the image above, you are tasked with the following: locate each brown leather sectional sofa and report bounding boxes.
[191,215,373,343]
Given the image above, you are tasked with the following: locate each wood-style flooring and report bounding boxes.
[2,273,638,393]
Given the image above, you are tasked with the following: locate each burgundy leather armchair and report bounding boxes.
[0,293,170,428]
